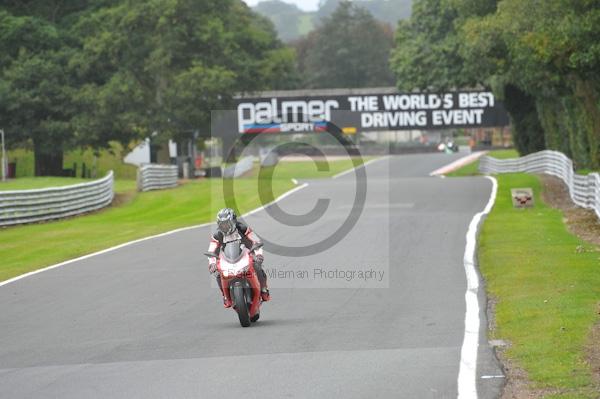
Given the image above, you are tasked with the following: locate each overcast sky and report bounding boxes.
[243,0,321,12]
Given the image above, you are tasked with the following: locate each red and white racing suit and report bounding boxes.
[207,221,267,292]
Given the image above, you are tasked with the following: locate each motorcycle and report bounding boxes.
[437,140,459,153]
[205,240,264,327]
[445,141,459,153]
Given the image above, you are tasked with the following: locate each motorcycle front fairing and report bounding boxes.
[219,250,251,278]
[217,249,261,317]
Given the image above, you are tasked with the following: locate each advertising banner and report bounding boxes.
[234,90,510,134]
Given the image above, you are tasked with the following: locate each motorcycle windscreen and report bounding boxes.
[223,239,242,261]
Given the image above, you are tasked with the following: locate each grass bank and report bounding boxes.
[0,176,138,194]
[0,177,90,190]
[0,158,368,282]
[480,173,599,397]
[448,151,600,397]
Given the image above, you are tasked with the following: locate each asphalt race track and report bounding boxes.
[0,153,504,398]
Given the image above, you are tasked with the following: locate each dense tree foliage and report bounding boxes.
[254,1,310,42]
[0,0,298,175]
[295,1,395,89]
[391,0,470,91]
[253,0,411,42]
[0,4,81,175]
[315,0,412,27]
[391,0,600,168]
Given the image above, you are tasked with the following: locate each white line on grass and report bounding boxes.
[457,175,498,399]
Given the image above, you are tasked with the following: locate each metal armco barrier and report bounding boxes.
[479,150,600,219]
[0,172,114,227]
[137,164,178,192]
[223,156,254,178]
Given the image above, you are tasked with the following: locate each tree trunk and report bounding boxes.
[34,141,64,176]
[573,78,600,169]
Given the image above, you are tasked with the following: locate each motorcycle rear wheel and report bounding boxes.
[232,285,251,327]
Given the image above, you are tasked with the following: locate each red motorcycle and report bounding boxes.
[205,240,263,327]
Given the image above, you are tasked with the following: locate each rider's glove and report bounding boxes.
[254,254,264,265]
[208,259,217,274]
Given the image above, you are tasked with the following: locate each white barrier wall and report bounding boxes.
[137,164,178,192]
[259,147,279,167]
[479,150,600,219]
[222,156,254,178]
[0,172,114,226]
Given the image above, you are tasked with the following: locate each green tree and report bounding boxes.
[391,0,467,91]
[0,10,78,175]
[391,0,600,166]
[0,0,300,175]
[73,0,299,144]
[296,1,395,89]
[0,1,123,175]
[254,0,307,42]
[458,0,600,165]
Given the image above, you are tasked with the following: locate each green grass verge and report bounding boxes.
[576,169,600,175]
[479,173,600,397]
[446,149,519,177]
[0,158,370,282]
[0,177,90,190]
[256,157,370,180]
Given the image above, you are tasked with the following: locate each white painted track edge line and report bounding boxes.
[241,183,309,219]
[0,222,212,288]
[457,175,498,399]
[331,156,389,179]
[1,157,382,287]
[1,183,310,288]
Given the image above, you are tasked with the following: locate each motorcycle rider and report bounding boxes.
[207,208,270,307]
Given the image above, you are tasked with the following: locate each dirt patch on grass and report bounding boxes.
[498,347,598,398]
[498,356,539,398]
[112,191,136,207]
[486,291,533,398]
[497,349,566,399]
[588,320,600,384]
[539,174,600,247]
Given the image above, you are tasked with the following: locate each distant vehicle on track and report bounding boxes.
[437,140,459,153]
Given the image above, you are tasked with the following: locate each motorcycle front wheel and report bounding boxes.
[232,285,251,327]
